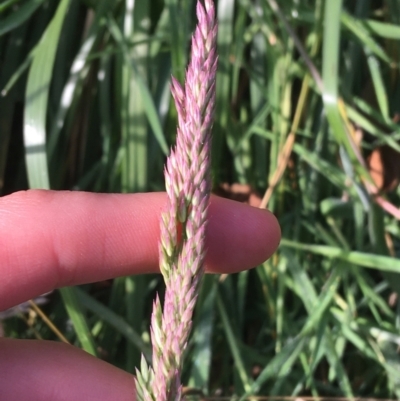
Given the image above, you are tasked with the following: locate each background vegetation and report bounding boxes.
[1,0,400,398]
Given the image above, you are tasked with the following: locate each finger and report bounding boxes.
[0,338,135,401]
[0,190,280,310]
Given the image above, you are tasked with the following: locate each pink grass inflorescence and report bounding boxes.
[134,1,218,401]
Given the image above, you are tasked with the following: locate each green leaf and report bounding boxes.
[24,0,70,189]
[188,275,217,391]
[217,292,253,394]
[0,0,46,37]
[342,12,392,64]
[281,239,400,273]
[75,287,151,360]
[59,287,97,356]
[362,19,400,40]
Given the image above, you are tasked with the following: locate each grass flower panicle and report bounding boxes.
[135,1,217,400]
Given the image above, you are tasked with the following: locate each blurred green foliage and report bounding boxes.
[1,0,400,398]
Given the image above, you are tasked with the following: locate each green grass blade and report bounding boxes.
[48,0,115,161]
[365,51,389,122]
[75,287,151,360]
[363,19,400,39]
[0,0,46,37]
[0,22,29,191]
[165,0,190,81]
[24,0,70,189]
[321,1,346,143]
[342,11,391,64]
[281,239,400,273]
[212,0,234,181]
[217,291,253,394]
[240,337,307,399]
[0,0,20,13]
[188,275,217,392]
[59,287,97,356]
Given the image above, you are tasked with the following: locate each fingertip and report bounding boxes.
[206,196,280,273]
[0,339,135,401]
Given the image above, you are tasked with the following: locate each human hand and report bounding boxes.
[0,190,280,400]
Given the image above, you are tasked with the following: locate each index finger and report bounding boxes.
[0,190,280,310]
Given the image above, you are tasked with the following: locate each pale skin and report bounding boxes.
[0,190,281,400]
